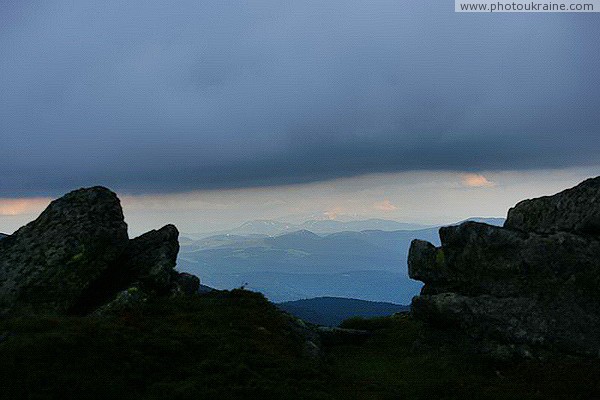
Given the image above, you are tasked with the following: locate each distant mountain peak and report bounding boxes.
[278,229,320,239]
[242,219,281,225]
[239,220,289,228]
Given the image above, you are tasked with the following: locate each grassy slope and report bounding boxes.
[0,291,598,399]
[0,290,329,400]
[329,316,600,400]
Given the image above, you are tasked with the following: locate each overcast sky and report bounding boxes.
[1,1,599,233]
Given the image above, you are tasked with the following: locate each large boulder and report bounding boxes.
[0,187,128,315]
[122,225,180,294]
[0,187,198,316]
[69,224,182,315]
[505,176,600,235]
[408,177,600,357]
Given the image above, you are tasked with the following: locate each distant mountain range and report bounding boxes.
[277,297,409,326]
[177,217,504,303]
[185,218,431,239]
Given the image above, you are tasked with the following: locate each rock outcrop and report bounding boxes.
[408,177,600,358]
[0,187,199,316]
[173,272,201,296]
[121,224,181,294]
[505,176,600,235]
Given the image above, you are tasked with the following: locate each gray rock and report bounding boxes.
[413,222,600,299]
[123,225,180,294]
[0,187,128,315]
[407,239,447,284]
[0,186,199,316]
[172,272,201,296]
[93,286,148,316]
[409,177,600,357]
[411,291,600,356]
[70,223,182,314]
[505,176,600,235]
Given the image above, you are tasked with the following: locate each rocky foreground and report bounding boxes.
[0,187,199,316]
[409,177,600,358]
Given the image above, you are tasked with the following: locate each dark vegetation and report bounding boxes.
[1,289,598,400]
[0,290,325,399]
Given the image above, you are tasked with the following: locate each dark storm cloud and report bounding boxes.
[1,1,599,196]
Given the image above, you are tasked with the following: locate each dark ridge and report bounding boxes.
[278,296,408,326]
[198,284,216,294]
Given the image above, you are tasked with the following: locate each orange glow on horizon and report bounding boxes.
[0,198,51,216]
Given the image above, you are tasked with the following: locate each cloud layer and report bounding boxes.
[462,174,495,188]
[1,1,599,197]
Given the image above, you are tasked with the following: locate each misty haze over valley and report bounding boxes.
[177,217,504,303]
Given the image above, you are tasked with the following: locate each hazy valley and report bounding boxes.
[177,218,504,303]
